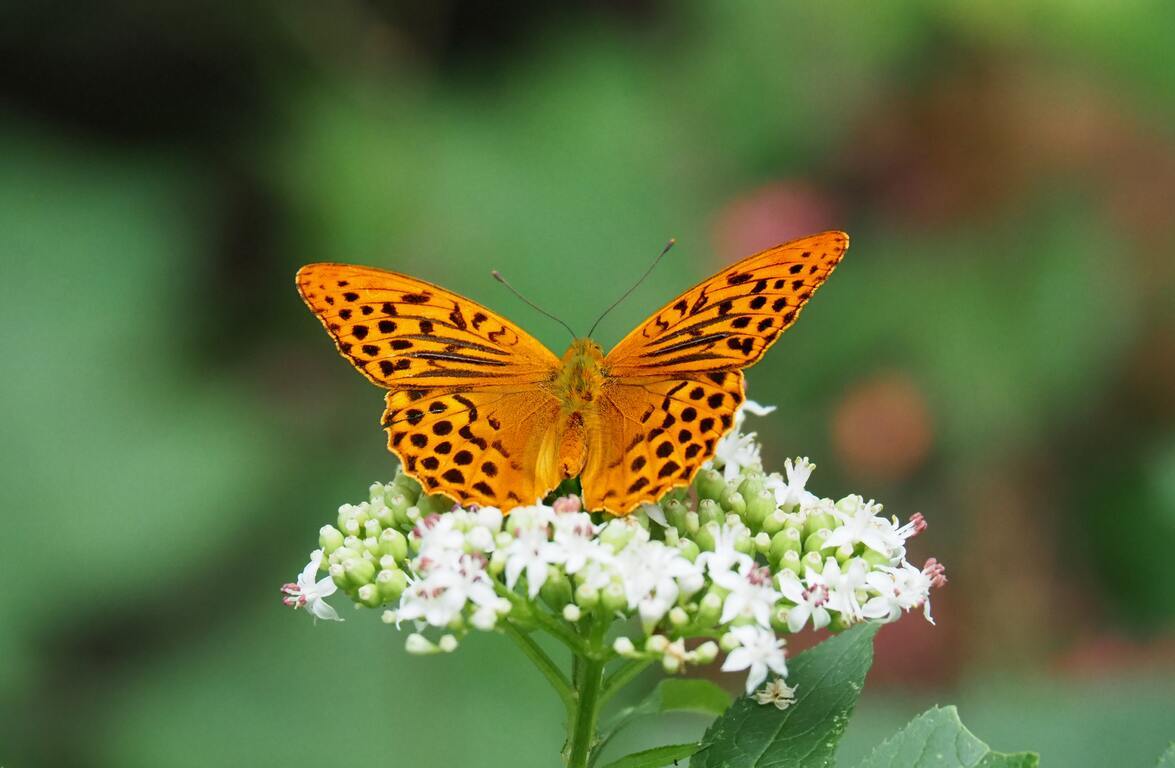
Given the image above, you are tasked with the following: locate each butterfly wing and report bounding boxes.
[298,263,565,506]
[383,386,564,507]
[582,231,849,513]
[603,231,848,376]
[583,372,746,513]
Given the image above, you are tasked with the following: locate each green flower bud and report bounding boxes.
[357,583,382,608]
[662,498,689,531]
[861,547,890,568]
[744,489,776,529]
[770,606,791,633]
[540,568,572,609]
[697,499,724,527]
[778,549,803,576]
[828,613,853,633]
[575,584,600,609]
[801,551,825,573]
[803,529,831,556]
[719,632,740,652]
[694,521,719,552]
[416,492,453,517]
[734,529,756,556]
[372,500,395,528]
[489,549,507,576]
[391,471,422,505]
[684,510,700,536]
[668,606,689,627]
[696,590,723,627]
[662,653,681,674]
[645,634,669,653]
[319,525,344,554]
[379,528,408,562]
[693,641,718,664]
[677,539,700,562]
[761,509,787,536]
[343,556,376,587]
[562,604,582,622]
[834,543,855,564]
[599,521,635,552]
[329,563,349,590]
[601,582,627,613]
[405,633,440,655]
[720,488,746,516]
[330,546,359,566]
[387,493,414,529]
[803,511,836,540]
[694,467,727,501]
[438,634,459,653]
[613,637,637,656]
[769,527,803,565]
[377,568,408,602]
[737,474,765,503]
[754,531,772,555]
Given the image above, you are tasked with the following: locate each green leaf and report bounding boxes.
[693,622,879,768]
[633,678,733,719]
[598,742,703,768]
[1157,744,1175,767]
[856,706,1038,768]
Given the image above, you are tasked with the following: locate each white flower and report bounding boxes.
[551,511,605,575]
[709,400,775,482]
[616,538,701,629]
[502,520,563,598]
[823,496,895,556]
[817,557,869,622]
[764,457,818,510]
[776,569,832,633]
[754,678,798,710]
[281,550,342,622]
[399,553,497,627]
[714,561,781,628]
[862,560,939,624]
[721,625,788,694]
[696,521,754,578]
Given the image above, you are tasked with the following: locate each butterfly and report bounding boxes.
[297,230,848,515]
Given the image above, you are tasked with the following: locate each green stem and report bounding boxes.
[501,621,574,718]
[565,656,606,768]
[493,582,588,654]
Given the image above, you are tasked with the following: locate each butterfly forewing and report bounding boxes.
[603,231,848,376]
[297,263,559,388]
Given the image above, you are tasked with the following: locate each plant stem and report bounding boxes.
[565,655,606,768]
[599,658,653,707]
[501,621,574,718]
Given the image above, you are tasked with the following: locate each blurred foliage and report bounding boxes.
[0,0,1172,766]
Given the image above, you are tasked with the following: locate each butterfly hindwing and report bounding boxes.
[582,371,745,513]
[297,263,559,389]
[604,231,848,377]
[384,386,565,508]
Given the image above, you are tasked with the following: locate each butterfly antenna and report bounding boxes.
[587,238,675,338]
[491,270,578,340]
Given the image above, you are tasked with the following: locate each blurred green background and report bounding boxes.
[1,1,1172,765]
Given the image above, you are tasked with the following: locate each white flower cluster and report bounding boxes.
[284,402,946,696]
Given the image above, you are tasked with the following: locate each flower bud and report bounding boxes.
[861,547,891,568]
[599,521,635,552]
[381,610,396,624]
[329,562,349,590]
[562,604,582,622]
[803,511,836,540]
[613,637,637,656]
[391,470,422,503]
[769,527,803,565]
[720,489,746,517]
[778,549,803,576]
[694,468,727,501]
[540,568,572,609]
[376,568,408,602]
[319,525,344,554]
[372,499,395,527]
[438,634,459,653]
[344,556,376,587]
[696,590,723,627]
[697,499,724,527]
[488,549,507,576]
[668,607,689,627]
[754,531,772,555]
[662,498,689,531]
[575,584,600,609]
[834,543,855,564]
[387,493,414,528]
[662,653,681,674]
[646,634,669,653]
[694,521,718,552]
[417,493,453,517]
[677,539,700,563]
[601,583,627,613]
[803,529,831,556]
[379,528,409,562]
[357,583,382,608]
[744,489,776,529]
[684,510,700,536]
[761,509,787,536]
[738,474,765,503]
[719,632,740,652]
[693,641,718,664]
[405,633,439,654]
[801,551,825,573]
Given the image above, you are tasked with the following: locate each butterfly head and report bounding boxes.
[554,338,606,411]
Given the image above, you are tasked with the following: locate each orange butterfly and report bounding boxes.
[297,231,848,515]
